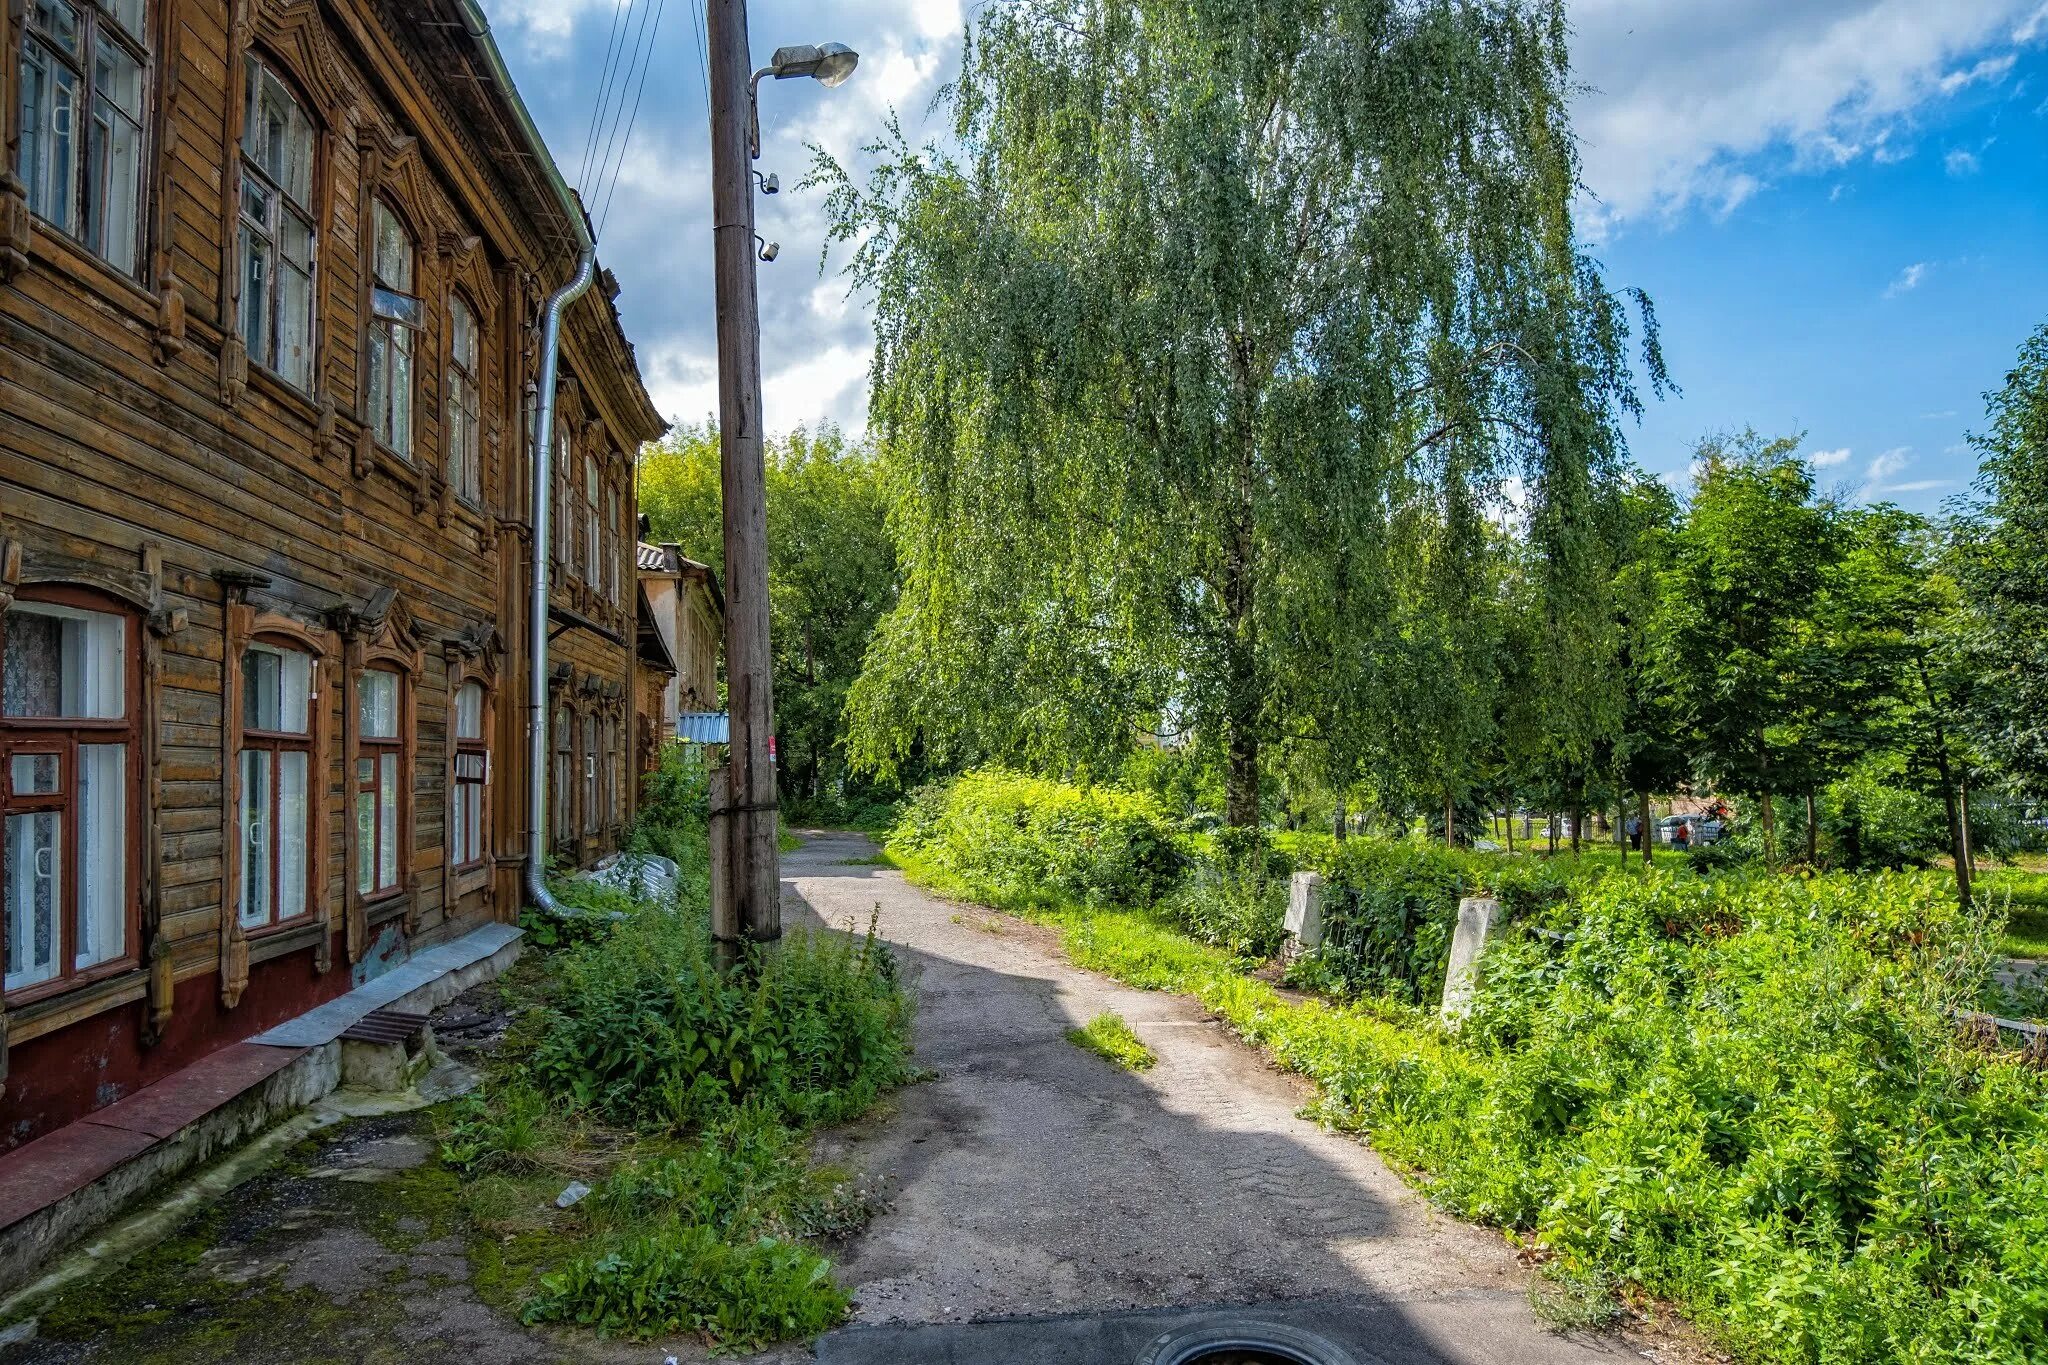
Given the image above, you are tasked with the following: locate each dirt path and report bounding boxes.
[787,832,1634,1365]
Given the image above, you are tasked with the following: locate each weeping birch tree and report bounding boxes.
[819,0,1665,826]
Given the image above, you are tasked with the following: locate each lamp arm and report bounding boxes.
[748,69,772,159]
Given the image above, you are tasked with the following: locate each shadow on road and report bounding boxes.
[780,832,1626,1365]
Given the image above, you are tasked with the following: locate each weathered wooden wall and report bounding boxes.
[0,0,664,1149]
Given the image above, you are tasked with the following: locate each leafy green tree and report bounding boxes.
[1607,475,1686,863]
[1958,325,2048,797]
[638,424,898,808]
[1654,433,1833,861]
[819,0,1665,826]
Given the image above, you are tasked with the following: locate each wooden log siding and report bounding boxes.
[0,0,664,1151]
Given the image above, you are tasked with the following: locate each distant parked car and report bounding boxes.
[1657,815,1723,846]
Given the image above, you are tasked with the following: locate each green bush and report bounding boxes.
[887,769,1185,909]
[531,906,913,1131]
[1160,828,1289,959]
[1290,840,1585,1002]
[1820,763,1949,871]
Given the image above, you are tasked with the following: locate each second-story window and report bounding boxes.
[447,294,482,505]
[238,57,317,390]
[367,202,418,457]
[605,483,620,603]
[582,455,600,586]
[17,0,150,278]
[549,417,571,568]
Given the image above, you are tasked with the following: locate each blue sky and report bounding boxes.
[489,0,2048,513]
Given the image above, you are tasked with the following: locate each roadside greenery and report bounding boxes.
[892,769,2048,1363]
[1066,1011,1156,1072]
[443,746,914,1349]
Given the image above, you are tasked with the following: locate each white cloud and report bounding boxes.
[1810,447,1854,467]
[1883,262,1929,297]
[1570,0,2040,230]
[1875,479,1955,494]
[1867,447,1913,481]
[1945,147,1982,174]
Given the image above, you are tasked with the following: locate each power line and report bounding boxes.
[577,0,634,193]
[586,0,663,222]
[595,0,669,235]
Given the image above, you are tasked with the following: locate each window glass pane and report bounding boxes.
[3,602,124,719]
[244,646,312,733]
[29,1,82,54]
[279,649,311,733]
[456,682,484,740]
[4,811,61,992]
[238,748,271,928]
[102,0,146,43]
[373,204,411,290]
[19,40,79,236]
[242,646,279,731]
[276,210,315,391]
[76,743,124,970]
[378,753,398,889]
[238,217,270,360]
[10,754,61,795]
[89,40,144,277]
[355,789,374,894]
[390,330,413,455]
[466,785,482,866]
[358,671,398,739]
[278,750,308,921]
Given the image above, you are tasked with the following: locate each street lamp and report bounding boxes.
[748,42,861,157]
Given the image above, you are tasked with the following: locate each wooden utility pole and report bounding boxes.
[707,0,781,952]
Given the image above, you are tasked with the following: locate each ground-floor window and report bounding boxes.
[355,668,405,898]
[450,681,488,872]
[238,643,316,930]
[2,591,137,999]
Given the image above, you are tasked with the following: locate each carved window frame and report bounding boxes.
[0,586,145,1009]
[443,642,497,903]
[339,601,422,957]
[217,6,347,420]
[218,603,337,1008]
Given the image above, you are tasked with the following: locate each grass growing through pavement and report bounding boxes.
[1066,1011,1155,1070]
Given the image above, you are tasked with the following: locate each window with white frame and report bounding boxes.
[367,202,419,456]
[238,56,317,390]
[16,0,150,277]
[354,668,404,897]
[2,592,135,998]
[450,681,487,872]
[237,643,314,931]
[446,294,482,505]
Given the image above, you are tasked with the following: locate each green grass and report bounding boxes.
[1065,1011,1156,1070]
[892,803,2048,1365]
[444,796,912,1350]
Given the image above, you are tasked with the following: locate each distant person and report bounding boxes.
[1625,815,1642,850]
[1675,820,1693,850]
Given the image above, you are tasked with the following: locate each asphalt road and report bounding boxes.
[786,832,1636,1365]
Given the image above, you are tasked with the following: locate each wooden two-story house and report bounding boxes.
[0,0,664,1150]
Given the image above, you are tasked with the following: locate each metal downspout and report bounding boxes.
[457,0,596,917]
[522,248,597,916]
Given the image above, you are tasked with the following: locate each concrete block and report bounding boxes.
[1440,897,1501,1024]
[1284,872,1325,952]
